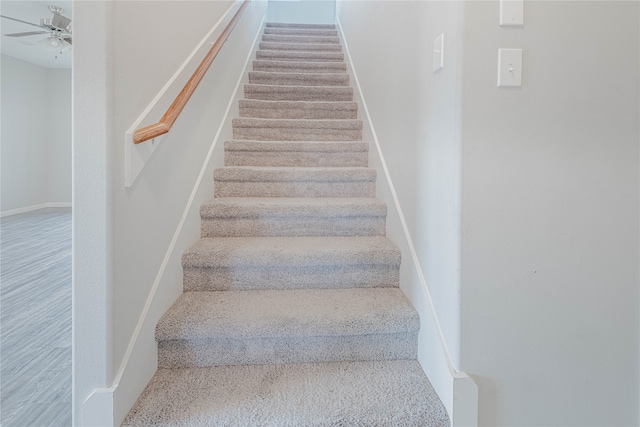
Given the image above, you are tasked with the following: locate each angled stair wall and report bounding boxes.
[123,22,449,426]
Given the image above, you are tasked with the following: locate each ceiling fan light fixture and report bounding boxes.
[39,35,71,52]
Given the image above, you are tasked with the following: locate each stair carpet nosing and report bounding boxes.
[182,235,399,290]
[244,84,353,102]
[264,27,339,37]
[256,50,345,62]
[248,71,349,87]
[262,34,340,44]
[266,22,336,29]
[259,41,342,52]
[238,99,357,120]
[155,288,417,367]
[199,196,386,237]
[252,59,347,74]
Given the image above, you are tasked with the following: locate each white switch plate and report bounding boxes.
[500,0,524,26]
[497,48,522,87]
[433,33,444,72]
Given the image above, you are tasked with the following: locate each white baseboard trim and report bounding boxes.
[337,17,477,427]
[1,202,72,217]
[82,388,114,427]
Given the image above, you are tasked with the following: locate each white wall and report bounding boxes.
[268,0,335,24]
[338,1,639,426]
[460,2,639,425]
[1,55,71,214]
[73,1,267,424]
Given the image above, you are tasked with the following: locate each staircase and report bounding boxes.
[123,22,449,426]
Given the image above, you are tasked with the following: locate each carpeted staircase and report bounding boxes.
[123,22,449,426]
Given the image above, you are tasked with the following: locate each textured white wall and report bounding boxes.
[460,2,639,425]
[268,0,335,24]
[1,55,70,213]
[73,0,267,424]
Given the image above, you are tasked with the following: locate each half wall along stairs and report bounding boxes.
[124,23,449,426]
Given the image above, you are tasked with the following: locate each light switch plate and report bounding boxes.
[497,48,522,87]
[433,33,444,72]
[500,0,524,27]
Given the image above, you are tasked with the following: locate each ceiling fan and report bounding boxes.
[1,5,72,53]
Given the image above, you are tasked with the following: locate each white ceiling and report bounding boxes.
[1,1,72,69]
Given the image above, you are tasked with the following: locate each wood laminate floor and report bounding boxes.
[1,208,72,426]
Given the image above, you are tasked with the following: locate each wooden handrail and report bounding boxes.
[133,0,251,144]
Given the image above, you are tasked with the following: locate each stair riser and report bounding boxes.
[183,262,397,291]
[257,51,344,62]
[248,72,349,87]
[233,127,362,141]
[239,105,356,119]
[201,215,385,237]
[264,28,338,37]
[244,88,352,102]
[262,34,340,44]
[214,180,375,198]
[266,23,336,29]
[158,332,417,368]
[259,42,342,52]
[253,62,347,74]
[225,151,367,167]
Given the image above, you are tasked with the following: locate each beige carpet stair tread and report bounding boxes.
[260,41,342,52]
[248,71,349,86]
[122,360,449,427]
[225,140,366,152]
[266,22,336,29]
[201,197,386,218]
[256,50,345,62]
[156,288,417,341]
[214,166,374,183]
[238,99,357,119]
[262,34,340,44]
[244,83,353,101]
[264,27,339,37]
[252,59,347,73]
[182,235,400,268]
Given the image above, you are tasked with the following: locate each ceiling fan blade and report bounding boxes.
[4,31,49,37]
[0,15,44,29]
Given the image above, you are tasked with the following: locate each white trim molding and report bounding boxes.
[0,202,72,217]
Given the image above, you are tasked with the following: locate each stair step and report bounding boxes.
[253,59,347,73]
[225,139,366,167]
[256,50,344,62]
[245,83,352,102]
[248,71,348,87]
[266,22,336,29]
[156,288,416,367]
[259,41,342,52]
[264,27,338,37]
[200,197,385,237]
[182,235,397,291]
[122,360,450,426]
[239,99,357,119]
[214,166,374,198]
[262,34,340,44]
[233,117,362,141]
